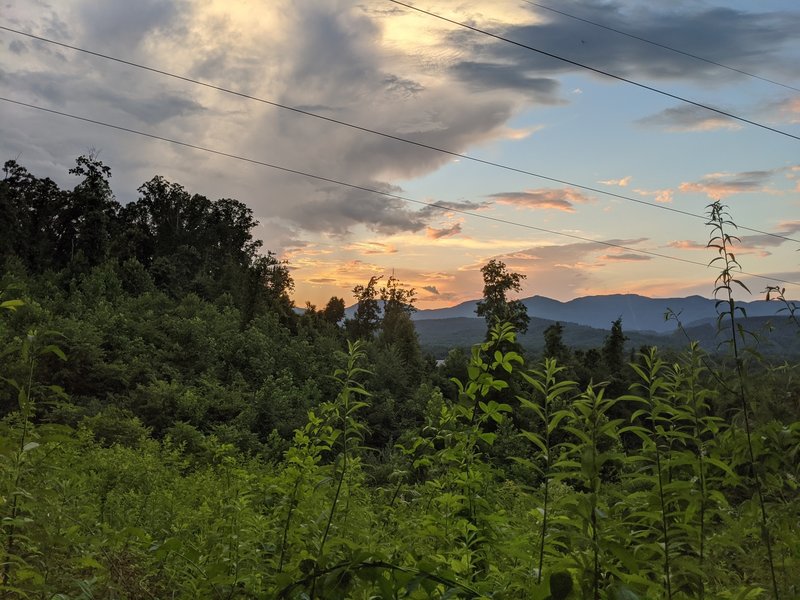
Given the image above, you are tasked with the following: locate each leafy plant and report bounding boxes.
[517,358,576,584]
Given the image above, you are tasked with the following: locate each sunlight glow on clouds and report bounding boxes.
[490,188,593,212]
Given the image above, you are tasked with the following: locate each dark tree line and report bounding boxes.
[1,156,293,322]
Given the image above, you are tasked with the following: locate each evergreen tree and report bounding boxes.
[543,321,570,364]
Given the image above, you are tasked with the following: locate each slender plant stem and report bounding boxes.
[278,477,302,573]
[710,202,779,599]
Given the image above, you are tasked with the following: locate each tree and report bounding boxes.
[379,276,422,373]
[602,317,627,377]
[347,276,381,340]
[322,296,346,324]
[543,321,570,364]
[63,154,118,268]
[602,317,629,398]
[243,252,294,323]
[476,259,530,334]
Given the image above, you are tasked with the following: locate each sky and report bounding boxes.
[1,0,799,309]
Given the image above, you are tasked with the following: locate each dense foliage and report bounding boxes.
[1,159,799,598]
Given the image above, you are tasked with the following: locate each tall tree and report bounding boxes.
[543,321,571,364]
[379,276,421,371]
[347,276,381,340]
[476,259,530,334]
[63,154,119,268]
[602,317,627,377]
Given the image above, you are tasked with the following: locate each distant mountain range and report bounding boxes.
[410,294,789,333]
[344,293,798,359]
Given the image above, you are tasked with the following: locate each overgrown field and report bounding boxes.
[2,313,798,599]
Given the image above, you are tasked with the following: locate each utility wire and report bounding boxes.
[2,96,797,289]
[1,25,796,245]
[385,0,800,142]
[521,0,800,94]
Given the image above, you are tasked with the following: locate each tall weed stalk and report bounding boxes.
[707,200,779,598]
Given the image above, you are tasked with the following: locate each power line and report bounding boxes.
[385,0,800,142]
[1,26,796,245]
[521,0,800,93]
[2,96,797,289]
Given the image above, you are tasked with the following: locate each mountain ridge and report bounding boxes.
[407,293,788,333]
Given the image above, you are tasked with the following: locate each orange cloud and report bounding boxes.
[678,170,773,199]
[343,241,398,255]
[427,223,462,239]
[491,188,592,212]
[634,188,674,203]
[599,176,632,187]
[668,239,770,257]
[668,240,707,250]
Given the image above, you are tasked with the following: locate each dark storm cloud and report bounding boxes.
[450,3,799,85]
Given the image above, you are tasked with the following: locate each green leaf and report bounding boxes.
[22,441,40,453]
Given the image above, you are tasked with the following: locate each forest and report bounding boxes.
[1,157,798,599]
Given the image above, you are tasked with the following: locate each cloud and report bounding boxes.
[420,271,455,281]
[765,97,800,124]
[422,285,440,295]
[634,188,674,204]
[77,0,188,52]
[599,176,631,187]
[457,4,800,85]
[344,241,398,254]
[668,240,707,251]
[678,170,775,198]
[668,239,771,257]
[308,277,337,284]
[416,200,491,218]
[427,223,462,239]
[490,188,593,212]
[599,253,652,262]
[493,237,649,269]
[9,39,27,54]
[636,105,740,132]
[1,0,541,237]
[451,61,564,103]
[740,220,800,248]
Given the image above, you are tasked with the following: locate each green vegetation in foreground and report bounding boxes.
[1,158,799,598]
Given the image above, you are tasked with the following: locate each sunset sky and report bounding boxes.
[2,0,799,308]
